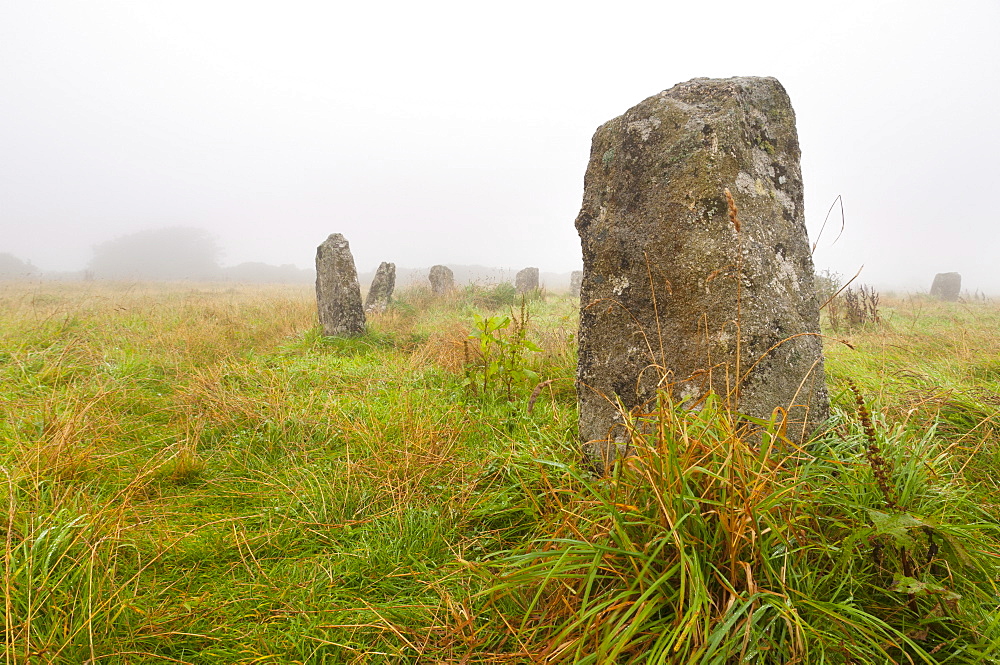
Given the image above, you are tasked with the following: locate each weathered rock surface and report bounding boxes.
[365,261,396,313]
[428,265,454,295]
[515,267,539,293]
[570,270,583,296]
[930,272,961,301]
[576,76,829,466]
[315,233,365,336]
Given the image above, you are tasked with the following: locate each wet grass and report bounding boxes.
[1,281,998,662]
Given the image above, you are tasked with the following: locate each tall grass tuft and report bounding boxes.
[490,386,1000,663]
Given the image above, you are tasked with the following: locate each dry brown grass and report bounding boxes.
[423,320,473,374]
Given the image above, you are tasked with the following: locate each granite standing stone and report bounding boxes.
[576,77,829,469]
[365,261,396,313]
[315,233,366,336]
[515,267,539,294]
[428,265,454,295]
[570,270,583,296]
[930,272,961,301]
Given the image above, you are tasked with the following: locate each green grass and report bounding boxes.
[1,281,999,663]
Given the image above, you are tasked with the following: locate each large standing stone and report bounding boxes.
[515,267,539,294]
[365,261,396,313]
[315,233,365,336]
[576,77,828,463]
[428,265,454,295]
[930,272,961,301]
[570,270,583,296]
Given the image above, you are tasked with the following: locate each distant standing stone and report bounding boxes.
[576,77,829,468]
[315,233,365,336]
[428,265,454,295]
[515,267,539,294]
[930,272,961,301]
[570,270,583,296]
[365,261,396,313]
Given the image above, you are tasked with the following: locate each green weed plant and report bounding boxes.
[463,300,543,402]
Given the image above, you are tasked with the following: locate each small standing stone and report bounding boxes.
[315,233,365,336]
[575,77,829,470]
[515,267,539,294]
[570,270,583,296]
[365,261,396,313]
[428,265,454,295]
[930,272,961,301]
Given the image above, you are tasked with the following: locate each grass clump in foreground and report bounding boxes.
[1,281,999,663]
[488,294,1000,663]
[491,390,1000,662]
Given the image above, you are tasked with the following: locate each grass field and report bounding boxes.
[2,280,999,663]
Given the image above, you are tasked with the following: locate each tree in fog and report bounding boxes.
[89,227,221,280]
[0,253,36,279]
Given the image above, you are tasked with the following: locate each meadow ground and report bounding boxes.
[1,280,999,663]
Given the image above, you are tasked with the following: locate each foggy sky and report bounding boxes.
[2,1,998,293]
